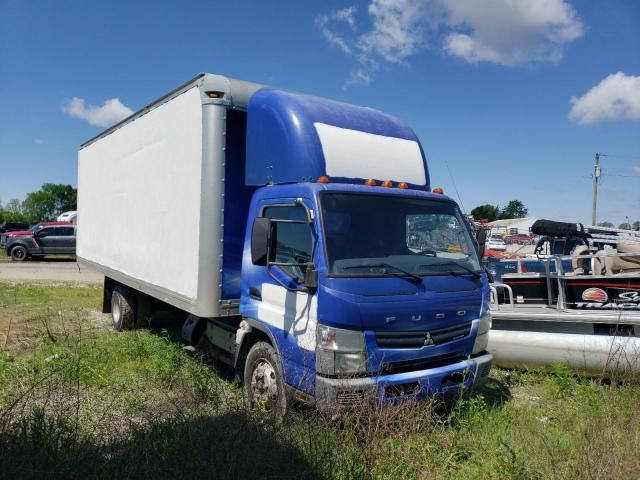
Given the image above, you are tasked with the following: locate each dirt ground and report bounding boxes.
[0,259,103,283]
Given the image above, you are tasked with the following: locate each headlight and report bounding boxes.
[472,312,491,354]
[317,325,366,376]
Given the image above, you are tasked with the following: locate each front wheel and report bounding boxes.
[244,341,288,422]
[10,246,28,262]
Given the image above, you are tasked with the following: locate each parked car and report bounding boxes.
[485,235,507,251]
[0,221,72,248]
[4,224,76,261]
[507,234,532,245]
[57,210,78,223]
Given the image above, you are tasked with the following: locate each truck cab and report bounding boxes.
[232,88,491,411]
[242,182,491,409]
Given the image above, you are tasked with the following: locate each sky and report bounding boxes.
[1,0,639,226]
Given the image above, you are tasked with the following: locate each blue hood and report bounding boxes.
[317,275,485,332]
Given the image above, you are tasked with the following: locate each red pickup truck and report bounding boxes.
[2,222,75,261]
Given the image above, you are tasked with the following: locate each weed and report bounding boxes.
[3,281,640,479]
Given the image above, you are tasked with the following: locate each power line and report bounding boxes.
[444,159,466,213]
[602,154,640,160]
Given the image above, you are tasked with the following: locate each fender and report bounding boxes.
[6,238,37,253]
[234,317,281,371]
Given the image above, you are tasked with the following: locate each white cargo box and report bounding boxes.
[77,74,260,317]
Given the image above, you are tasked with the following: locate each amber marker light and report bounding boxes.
[381,180,393,188]
[317,176,330,184]
[397,182,409,189]
[364,179,377,186]
[432,187,444,194]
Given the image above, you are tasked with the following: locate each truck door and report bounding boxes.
[254,202,318,392]
[34,227,57,254]
[55,226,76,254]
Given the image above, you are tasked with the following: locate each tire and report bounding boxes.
[244,341,289,422]
[111,286,135,331]
[10,246,28,262]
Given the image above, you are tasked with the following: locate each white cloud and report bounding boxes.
[316,6,358,55]
[33,138,43,145]
[62,97,134,128]
[358,0,428,64]
[632,166,640,176]
[569,72,640,124]
[316,0,584,85]
[442,0,584,66]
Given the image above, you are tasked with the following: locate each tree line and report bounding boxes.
[597,221,640,231]
[0,184,77,224]
[469,199,639,231]
[470,200,528,222]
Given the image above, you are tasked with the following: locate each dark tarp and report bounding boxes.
[531,219,585,237]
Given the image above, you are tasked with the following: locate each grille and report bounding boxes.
[375,331,426,348]
[381,353,465,375]
[375,322,472,349]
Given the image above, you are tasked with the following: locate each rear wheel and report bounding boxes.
[244,341,288,422]
[10,246,28,262]
[111,286,135,331]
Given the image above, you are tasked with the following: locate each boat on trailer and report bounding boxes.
[487,219,640,374]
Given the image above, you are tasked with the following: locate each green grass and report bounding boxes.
[0,251,76,262]
[0,281,102,310]
[1,281,640,479]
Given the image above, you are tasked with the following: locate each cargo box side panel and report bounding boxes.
[78,86,204,302]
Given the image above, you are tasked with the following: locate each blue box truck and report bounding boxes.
[77,73,492,416]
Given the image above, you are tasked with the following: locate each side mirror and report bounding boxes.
[304,266,318,291]
[251,217,271,266]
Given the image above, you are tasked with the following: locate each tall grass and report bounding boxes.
[2,281,640,479]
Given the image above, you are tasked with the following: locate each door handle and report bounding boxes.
[249,287,262,301]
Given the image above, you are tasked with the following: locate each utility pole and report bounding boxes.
[591,152,601,225]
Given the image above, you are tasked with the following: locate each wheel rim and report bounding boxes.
[13,248,25,259]
[112,297,121,326]
[250,358,278,410]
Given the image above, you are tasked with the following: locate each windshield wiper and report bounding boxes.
[343,263,423,285]
[420,260,481,279]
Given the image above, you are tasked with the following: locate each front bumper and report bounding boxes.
[315,351,492,410]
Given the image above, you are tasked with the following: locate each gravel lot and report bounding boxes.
[0,259,103,283]
[0,244,533,284]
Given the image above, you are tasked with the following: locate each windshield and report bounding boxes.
[320,193,481,277]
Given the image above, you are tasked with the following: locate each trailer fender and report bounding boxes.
[182,315,207,345]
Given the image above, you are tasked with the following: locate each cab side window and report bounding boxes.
[263,205,313,281]
[37,227,55,237]
[57,227,75,236]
